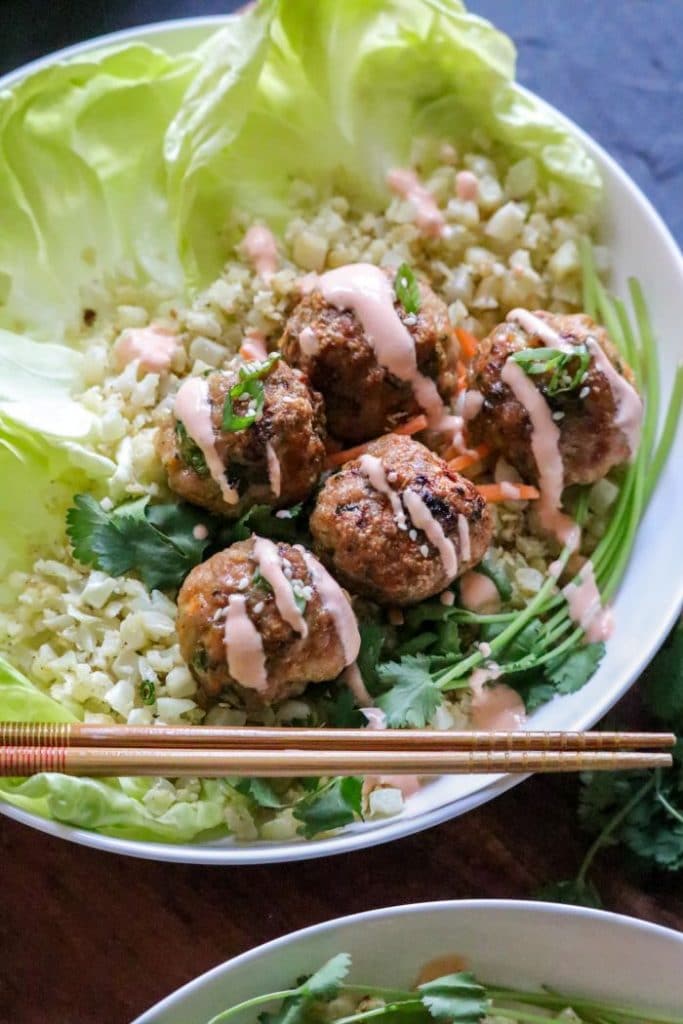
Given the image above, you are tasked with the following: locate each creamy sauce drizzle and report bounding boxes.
[300,548,360,665]
[501,358,580,550]
[361,707,387,730]
[265,442,281,498]
[312,263,446,427]
[253,537,307,637]
[114,324,177,373]
[242,225,279,280]
[402,489,458,577]
[174,377,238,505]
[299,326,319,357]
[387,168,446,237]
[358,453,407,530]
[223,594,268,691]
[459,571,501,612]
[469,665,526,731]
[240,330,268,362]
[462,389,484,420]
[506,309,573,353]
[457,514,471,563]
[563,560,614,642]
[342,663,373,706]
[586,338,643,454]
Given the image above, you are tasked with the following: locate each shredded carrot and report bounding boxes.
[325,415,428,468]
[477,483,540,502]
[447,443,491,473]
[455,326,479,361]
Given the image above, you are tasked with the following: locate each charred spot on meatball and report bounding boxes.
[156,359,327,517]
[177,538,356,707]
[280,267,457,443]
[467,311,640,486]
[309,434,493,606]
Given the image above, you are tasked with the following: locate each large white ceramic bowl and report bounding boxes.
[134,899,683,1022]
[1,18,682,864]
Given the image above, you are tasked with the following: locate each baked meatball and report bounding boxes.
[467,310,642,485]
[309,435,492,606]
[156,358,326,517]
[280,263,458,443]
[177,538,360,706]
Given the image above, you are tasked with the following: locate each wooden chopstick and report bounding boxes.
[0,746,672,778]
[0,723,676,751]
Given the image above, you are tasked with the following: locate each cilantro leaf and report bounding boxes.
[643,623,683,728]
[225,502,307,545]
[357,621,390,695]
[301,953,351,999]
[376,655,442,728]
[534,878,602,909]
[318,685,364,728]
[419,972,487,1023]
[66,495,212,591]
[394,262,421,315]
[545,641,605,695]
[234,777,283,809]
[293,777,362,838]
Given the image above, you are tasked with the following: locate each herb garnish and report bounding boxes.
[140,679,156,706]
[222,352,280,432]
[293,777,363,838]
[206,955,682,1024]
[175,420,209,476]
[512,343,590,396]
[394,262,421,315]
[66,495,211,591]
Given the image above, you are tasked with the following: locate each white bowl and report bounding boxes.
[134,899,683,1022]
[1,18,682,864]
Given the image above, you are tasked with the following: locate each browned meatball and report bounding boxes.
[309,435,492,606]
[467,311,641,485]
[280,266,457,443]
[177,538,359,706]
[156,358,326,517]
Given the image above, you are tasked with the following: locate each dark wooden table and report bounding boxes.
[1,3,682,1022]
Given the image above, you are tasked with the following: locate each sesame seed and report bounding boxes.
[420,544,429,558]
[579,386,590,399]
[253,601,264,614]
[386,471,398,484]
[409,529,418,541]
[237,578,249,591]
[283,565,293,579]
[552,410,565,421]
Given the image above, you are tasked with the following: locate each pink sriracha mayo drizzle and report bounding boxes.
[240,330,268,362]
[265,442,281,498]
[563,560,614,642]
[253,537,308,638]
[242,224,279,280]
[299,326,319,357]
[311,263,449,428]
[457,514,471,562]
[361,707,387,730]
[223,594,268,692]
[468,665,526,731]
[506,309,574,353]
[586,338,643,455]
[455,170,479,202]
[342,663,373,706]
[174,377,239,506]
[299,549,360,666]
[501,358,580,551]
[114,324,177,373]
[459,570,501,613]
[192,524,209,541]
[402,489,458,578]
[461,389,484,420]
[440,590,455,606]
[387,168,446,238]
[358,453,408,530]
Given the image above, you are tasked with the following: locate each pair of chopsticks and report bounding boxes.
[0,723,674,777]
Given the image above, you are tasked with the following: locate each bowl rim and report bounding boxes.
[133,898,683,1023]
[1,15,682,865]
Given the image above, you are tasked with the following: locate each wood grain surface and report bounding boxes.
[1,686,681,1024]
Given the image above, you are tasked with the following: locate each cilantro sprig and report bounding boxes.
[66,495,211,591]
[512,343,590,396]
[222,352,280,432]
[204,956,683,1024]
[394,262,421,315]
